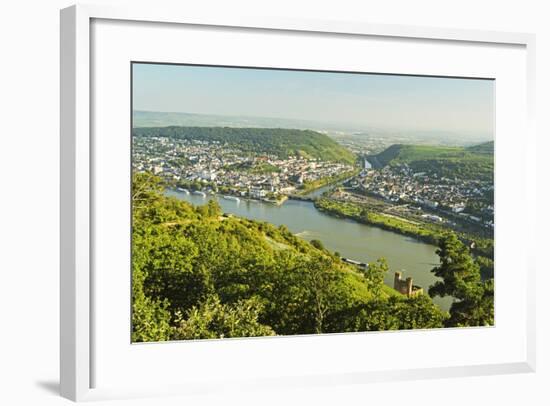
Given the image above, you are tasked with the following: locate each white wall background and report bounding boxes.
[0,1,547,405]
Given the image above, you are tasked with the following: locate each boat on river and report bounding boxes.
[192,191,206,197]
[223,195,240,202]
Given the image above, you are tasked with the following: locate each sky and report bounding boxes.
[132,63,495,139]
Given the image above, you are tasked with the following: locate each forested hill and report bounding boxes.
[367,143,494,181]
[132,126,356,164]
[466,141,494,154]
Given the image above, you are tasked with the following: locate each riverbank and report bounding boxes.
[314,197,494,260]
[315,197,443,243]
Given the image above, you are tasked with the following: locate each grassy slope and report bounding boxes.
[367,143,494,181]
[133,126,356,164]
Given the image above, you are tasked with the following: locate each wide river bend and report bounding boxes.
[166,189,453,311]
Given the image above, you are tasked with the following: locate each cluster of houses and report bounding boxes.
[133,136,354,199]
[349,162,494,229]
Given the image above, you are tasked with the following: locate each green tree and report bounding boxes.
[429,233,493,327]
[197,199,222,218]
[429,233,481,298]
[172,295,275,340]
[133,222,210,318]
[131,266,172,342]
[363,258,388,295]
[302,255,343,334]
[446,278,494,327]
[325,294,447,333]
[475,256,494,280]
[392,295,448,330]
[132,172,164,210]
[310,239,325,251]
[255,250,316,335]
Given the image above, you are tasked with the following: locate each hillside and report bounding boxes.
[367,143,494,181]
[133,126,356,164]
[131,173,447,342]
[466,141,494,154]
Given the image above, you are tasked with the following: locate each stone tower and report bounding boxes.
[393,271,423,297]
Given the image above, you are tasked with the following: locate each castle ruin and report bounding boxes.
[393,271,423,297]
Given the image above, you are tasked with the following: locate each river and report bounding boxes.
[166,189,452,311]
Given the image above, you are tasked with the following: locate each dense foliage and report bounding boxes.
[132,173,452,342]
[367,143,494,182]
[429,234,494,327]
[133,126,356,164]
[223,161,281,174]
[296,169,360,195]
[466,141,494,155]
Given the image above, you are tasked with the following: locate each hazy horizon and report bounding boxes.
[132,63,495,141]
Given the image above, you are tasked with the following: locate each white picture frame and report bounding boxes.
[60,3,536,402]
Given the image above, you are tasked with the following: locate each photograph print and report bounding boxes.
[131,63,495,342]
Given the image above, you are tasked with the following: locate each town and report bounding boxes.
[133,134,494,236]
[132,135,355,202]
[333,158,494,235]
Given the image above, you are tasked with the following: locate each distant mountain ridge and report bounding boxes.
[133,126,356,164]
[133,110,493,145]
[133,110,343,132]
